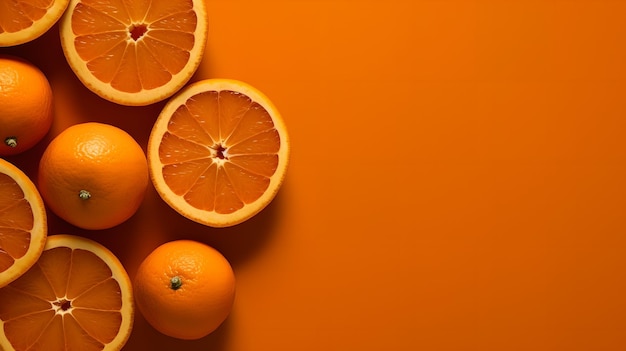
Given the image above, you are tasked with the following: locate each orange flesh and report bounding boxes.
[160,90,281,214]
[0,0,51,34]
[71,0,197,92]
[0,173,33,273]
[0,247,123,350]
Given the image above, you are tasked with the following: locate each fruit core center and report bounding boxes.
[53,299,72,313]
[214,144,228,160]
[129,24,148,41]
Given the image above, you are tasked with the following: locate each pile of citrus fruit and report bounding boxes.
[0,0,290,349]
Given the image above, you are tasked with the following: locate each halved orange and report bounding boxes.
[148,79,290,227]
[0,234,134,351]
[0,158,47,288]
[59,0,208,106]
[0,0,70,47]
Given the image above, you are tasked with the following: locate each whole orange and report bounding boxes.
[134,240,236,340]
[0,54,53,156]
[37,122,149,230]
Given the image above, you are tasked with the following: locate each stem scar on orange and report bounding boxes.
[147,79,290,227]
[0,158,47,288]
[38,122,149,230]
[0,55,54,156]
[59,0,209,106]
[134,240,235,340]
[0,234,134,351]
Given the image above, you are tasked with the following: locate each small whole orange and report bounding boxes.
[134,240,236,340]
[0,54,53,156]
[38,122,149,230]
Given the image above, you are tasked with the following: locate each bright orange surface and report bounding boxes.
[0,247,124,349]
[0,0,50,33]
[2,0,626,350]
[160,89,281,213]
[0,172,32,269]
[71,0,198,92]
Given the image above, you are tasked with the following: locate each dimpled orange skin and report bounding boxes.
[0,54,53,156]
[134,240,236,340]
[37,122,149,230]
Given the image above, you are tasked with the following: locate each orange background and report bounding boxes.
[3,0,626,350]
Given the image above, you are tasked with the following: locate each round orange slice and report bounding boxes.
[0,234,134,351]
[59,0,208,106]
[0,158,47,288]
[148,79,290,227]
[0,0,71,47]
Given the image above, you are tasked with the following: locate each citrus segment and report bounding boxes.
[148,79,290,227]
[59,0,208,106]
[0,0,71,47]
[0,158,47,288]
[0,234,134,351]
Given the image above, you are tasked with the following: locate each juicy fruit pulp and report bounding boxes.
[0,0,71,46]
[60,0,208,105]
[0,235,134,351]
[0,173,35,272]
[148,79,290,227]
[162,90,281,210]
[0,0,52,34]
[0,158,47,289]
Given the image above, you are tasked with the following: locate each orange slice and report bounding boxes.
[0,234,134,351]
[0,158,47,288]
[59,0,208,106]
[147,79,290,227]
[0,0,70,47]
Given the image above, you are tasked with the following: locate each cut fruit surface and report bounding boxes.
[0,0,71,47]
[0,158,47,288]
[148,79,290,227]
[0,234,134,351]
[59,0,208,106]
